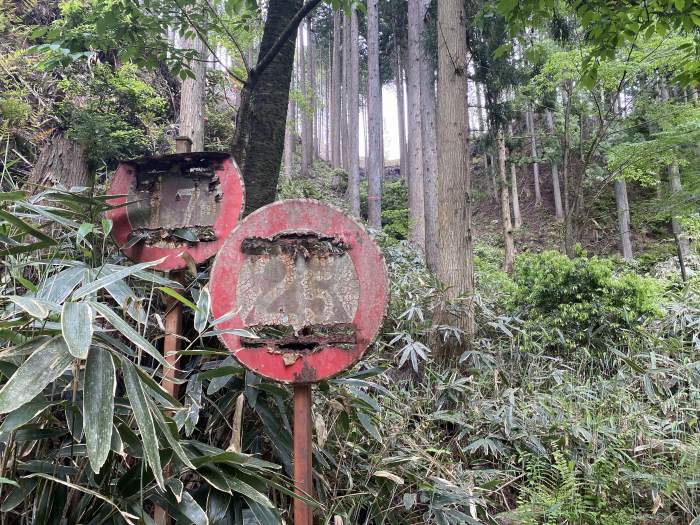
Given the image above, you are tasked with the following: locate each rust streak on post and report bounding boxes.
[293,384,313,525]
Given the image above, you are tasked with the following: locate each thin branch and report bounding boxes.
[249,0,323,82]
[202,0,250,73]
[169,0,248,85]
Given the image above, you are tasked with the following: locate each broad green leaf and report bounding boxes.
[356,411,382,442]
[176,489,209,524]
[246,499,282,523]
[226,477,274,506]
[0,209,55,245]
[5,296,58,319]
[194,286,210,333]
[89,302,170,369]
[0,478,19,487]
[104,279,146,324]
[207,490,231,524]
[150,401,194,469]
[0,399,57,435]
[0,337,73,414]
[120,357,164,489]
[84,347,115,473]
[0,191,25,202]
[103,263,182,287]
[61,302,94,359]
[158,287,198,311]
[72,258,165,300]
[36,266,87,304]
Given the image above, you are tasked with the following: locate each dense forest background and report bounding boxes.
[1,0,700,523]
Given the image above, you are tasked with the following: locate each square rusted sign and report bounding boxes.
[106,152,244,271]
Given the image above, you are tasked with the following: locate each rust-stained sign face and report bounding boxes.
[210,199,389,384]
[106,152,244,271]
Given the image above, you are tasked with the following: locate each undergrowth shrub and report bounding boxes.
[511,250,662,352]
[56,63,169,167]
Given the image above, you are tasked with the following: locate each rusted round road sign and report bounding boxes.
[106,152,244,271]
[210,199,389,383]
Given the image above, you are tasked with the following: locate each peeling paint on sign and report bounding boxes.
[106,152,244,271]
[210,200,389,384]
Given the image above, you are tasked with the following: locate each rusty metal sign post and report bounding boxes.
[106,137,245,525]
[210,200,389,524]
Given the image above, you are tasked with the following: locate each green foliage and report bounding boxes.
[379,180,411,243]
[0,184,287,522]
[204,71,237,152]
[499,0,700,86]
[511,251,662,352]
[56,63,168,166]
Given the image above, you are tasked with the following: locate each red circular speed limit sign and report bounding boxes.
[210,199,389,383]
[106,152,244,271]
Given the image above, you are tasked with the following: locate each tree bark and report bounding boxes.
[526,109,542,206]
[345,8,360,216]
[497,130,515,274]
[231,0,302,215]
[307,23,317,161]
[395,48,408,181]
[475,83,496,200]
[330,11,342,168]
[545,110,564,219]
[27,136,92,191]
[508,123,522,229]
[419,1,438,270]
[436,0,474,355]
[283,67,297,179]
[406,0,425,248]
[614,179,633,260]
[179,30,207,151]
[367,0,383,229]
[341,12,350,172]
[299,26,311,178]
[561,82,577,257]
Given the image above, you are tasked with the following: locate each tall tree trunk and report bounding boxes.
[341,12,350,172]
[611,92,633,260]
[331,11,342,168]
[406,0,425,248]
[231,0,302,214]
[299,26,311,178]
[545,110,564,219]
[660,82,689,258]
[419,4,438,270]
[475,83,496,200]
[497,130,515,274]
[508,123,522,229]
[526,109,542,206]
[325,47,331,161]
[561,82,577,257]
[614,179,633,260]
[180,31,207,151]
[367,0,383,229]
[307,24,317,162]
[363,102,369,170]
[283,67,297,179]
[27,136,92,191]
[345,8,360,216]
[436,0,474,355]
[395,48,408,181]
